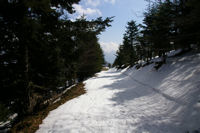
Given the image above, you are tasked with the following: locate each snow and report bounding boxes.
[37,52,200,133]
[62,84,76,94]
[43,84,76,105]
[8,113,17,120]
[0,113,18,132]
[52,98,61,104]
[167,49,183,57]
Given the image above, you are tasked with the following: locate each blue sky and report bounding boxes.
[71,0,148,63]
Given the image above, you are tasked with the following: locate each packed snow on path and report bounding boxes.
[37,52,200,133]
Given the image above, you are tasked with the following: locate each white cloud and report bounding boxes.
[100,42,119,53]
[85,0,100,7]
[104,0,116,5]
[73,4,102,17]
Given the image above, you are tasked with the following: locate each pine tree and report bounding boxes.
[176,0,200,49]
[0,0,113,115]
[143,1,174,58]
[187,0,200,48]
[113,20,139,68]
[71,17,112,81]
[114,0,200,70]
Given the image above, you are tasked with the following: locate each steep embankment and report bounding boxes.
[37,52,200,133]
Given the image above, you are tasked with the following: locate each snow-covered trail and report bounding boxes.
[37,53,200,133]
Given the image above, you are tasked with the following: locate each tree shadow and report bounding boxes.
[100,53,200,132]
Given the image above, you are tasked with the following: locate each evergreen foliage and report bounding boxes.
[114,0,200,69]
[0,0,112,115]
[113,21,139,68]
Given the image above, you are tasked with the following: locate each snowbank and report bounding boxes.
[37,52,200,133]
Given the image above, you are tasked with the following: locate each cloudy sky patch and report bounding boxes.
[73,4,102,17]
[100,42,119,53]
[85,0,100,7]
[70,0,147,63]
[104,0,116,5]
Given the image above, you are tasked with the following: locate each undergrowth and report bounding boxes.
[0,103,11,122]
[11,83,86,133]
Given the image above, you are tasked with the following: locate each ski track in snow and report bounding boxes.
[37,53,200,133]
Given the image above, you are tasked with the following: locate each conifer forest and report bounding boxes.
[0,0,200,132]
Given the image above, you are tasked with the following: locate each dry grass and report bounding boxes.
[102,67,109,71]
[11,83,86,133]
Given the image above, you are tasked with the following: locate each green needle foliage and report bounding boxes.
[0,0,113,116]
[114,0,200,69]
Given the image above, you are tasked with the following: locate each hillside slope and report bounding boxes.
[37,52,200,133]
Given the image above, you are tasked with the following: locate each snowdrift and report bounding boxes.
[37,52,200,133]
